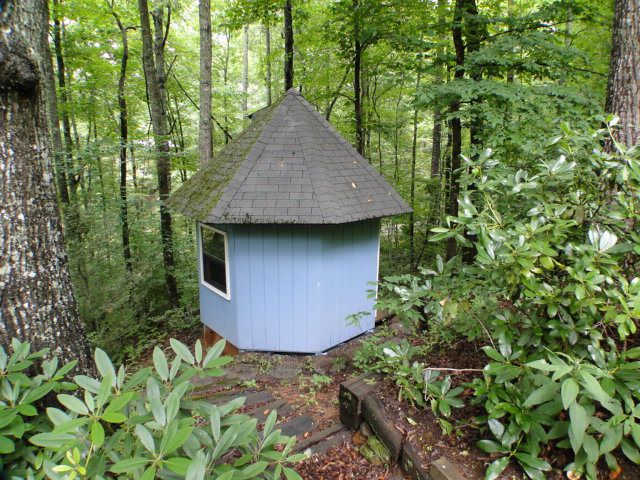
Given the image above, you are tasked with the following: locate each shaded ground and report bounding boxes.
[148,320,640,479]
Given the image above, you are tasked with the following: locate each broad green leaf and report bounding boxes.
[569,402,588,451]
[283,467,304,480]
[30,432,75,448]
[186,450,206,480]
[170,339,195,365]
[91,421,105,447]
[153,348,169,382]
[485,457,509,480]
[523,382,558,407]
[135,424,155,454]
[95,348,116,383]
[57,394,88,416]
[561,378,579,410]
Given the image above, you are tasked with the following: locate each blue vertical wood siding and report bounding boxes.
[198,219,380,353]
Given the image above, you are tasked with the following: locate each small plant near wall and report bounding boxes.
[0,338,305,479]
[359,118,640,480]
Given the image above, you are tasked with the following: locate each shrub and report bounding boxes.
[0,338,304,479]
[365,117,640,479]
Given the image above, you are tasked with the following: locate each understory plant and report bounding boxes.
[366,117,640,479]
[0,338,304,480]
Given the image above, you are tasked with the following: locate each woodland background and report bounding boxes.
[41,0,612,361]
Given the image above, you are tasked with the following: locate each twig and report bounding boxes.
[423,367,483,372]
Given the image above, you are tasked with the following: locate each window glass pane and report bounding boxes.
[202,228,225,260]
[201,227,227,295]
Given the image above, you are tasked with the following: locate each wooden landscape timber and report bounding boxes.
[340,375,467,480]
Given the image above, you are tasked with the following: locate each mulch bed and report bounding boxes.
[371,339,640,480]
[294,441,401,480]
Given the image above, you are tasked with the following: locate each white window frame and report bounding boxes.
[199,223,231,301]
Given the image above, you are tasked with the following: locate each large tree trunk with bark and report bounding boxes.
[284,0,294,90]
[198,0,212,165]
[606,0,639,147]
[138,0,180,307]
[0,0,95,375]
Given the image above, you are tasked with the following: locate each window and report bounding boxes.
[199,224,230,299]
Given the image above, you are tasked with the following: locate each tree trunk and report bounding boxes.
[284,0,294,90]
[111,8,133,274]
[52,0,77,199]
[42,37,69,205]
[431,110,442,177]
[353,0,364,154]
[138,0,180,307]
[606,0,639,147]
[410,72,421,269]
[447,0,466,259]
[242,24,249,113]
[264,23,272,105]
[198,0,212,165]
[223,28,230,144]
[0,0,95,375]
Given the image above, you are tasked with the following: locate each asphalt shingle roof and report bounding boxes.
[168,89,412,224]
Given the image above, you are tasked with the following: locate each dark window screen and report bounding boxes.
[201,227,227,294]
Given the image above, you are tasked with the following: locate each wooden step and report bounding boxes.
[245,399,292,424]
[308,428,351,455]
[293,423,347,453]
[280,414,315,437]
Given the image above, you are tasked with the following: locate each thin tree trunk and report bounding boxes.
[223,29,230,144]
[42,25,69,204]
[111,7,133,273]
[325,66,350,121]
[284,0,294,90]
[431,110,442,177]
[0,0,95,375]
[138,0,180,307]
[410,72,421,269]
[606,0,639,147]
[52,0,77,199]
[242,24,249,113]
[447,0,466,259]
[199,0,212,165]
[353,0,364,154]
[264,23,272,105]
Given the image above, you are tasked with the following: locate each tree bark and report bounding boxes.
[138,0,180,307]
[0,0,95,375]
[284,0,294,90]
[198,0,212,165]
[605,0,639,147]
[242,24,249,113]
[353,0,364,154]
[111,7,133,274]
[264,23,272,105]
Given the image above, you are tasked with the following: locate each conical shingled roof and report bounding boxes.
[168,89,411,224]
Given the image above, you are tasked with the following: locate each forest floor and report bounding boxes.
[149,321,640,479]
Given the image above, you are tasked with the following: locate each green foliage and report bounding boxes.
[1,338,304,479]
[363,118,640,479]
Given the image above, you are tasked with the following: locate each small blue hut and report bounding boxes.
[168,89,411,353]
